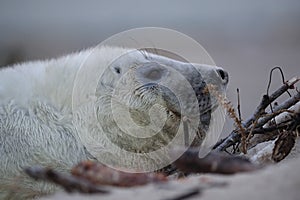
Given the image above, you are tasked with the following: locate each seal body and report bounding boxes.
[0,46,228,198]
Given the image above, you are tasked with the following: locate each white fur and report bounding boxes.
[0,46,227,198]
[0,46,136,198]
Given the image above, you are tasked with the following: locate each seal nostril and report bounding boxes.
[218,69,225,80]
[216,69,228,83]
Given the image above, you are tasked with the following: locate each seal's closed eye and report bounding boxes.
[136,63,168,83]
[114,66,121,74]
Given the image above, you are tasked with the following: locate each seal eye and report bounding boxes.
[136,63,168,83]
[114,67,121,74]
[146,69,161,80]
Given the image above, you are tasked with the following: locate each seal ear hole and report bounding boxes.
[114,67,121,74]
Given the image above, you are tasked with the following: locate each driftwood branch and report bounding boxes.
[71,161,167,187]
[173,149,259,174]
[214,77,300,152]
[24,166,109,194]
[24,161,167,193]
[256,92,300,128]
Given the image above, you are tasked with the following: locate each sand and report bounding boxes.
[42,154,300,200]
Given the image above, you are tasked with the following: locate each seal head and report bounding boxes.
[94,49,228,156]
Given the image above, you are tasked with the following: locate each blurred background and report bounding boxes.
[0,0,299,135]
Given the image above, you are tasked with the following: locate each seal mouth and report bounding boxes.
[134,83,181,117]
[133,81,216,147]
[134,82,216,116]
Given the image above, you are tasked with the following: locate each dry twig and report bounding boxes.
[214,76,300,152]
